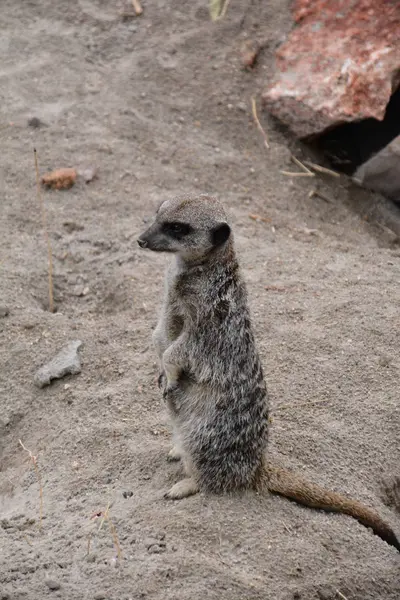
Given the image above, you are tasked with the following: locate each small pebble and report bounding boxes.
[94,593,107,600]
[122,490,133,498]
[78,166,97,184]
[45,579,61,591]
[28,117,45,128]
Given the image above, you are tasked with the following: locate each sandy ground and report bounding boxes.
[1,1,400,599]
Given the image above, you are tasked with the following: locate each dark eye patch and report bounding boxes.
[162,221,193,239]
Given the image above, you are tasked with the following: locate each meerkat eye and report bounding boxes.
[162,222,193,238]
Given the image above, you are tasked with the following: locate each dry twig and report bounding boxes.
[291,154,313,174]
[209,0,231,20]
[336,591,350,600]
[251,97,270,149]
[107,515,122,560]
[281,171,314,177]
[220,0,231,18]
[281,154,315,177]
[249,213,271,224]
[19,439,43,530]
[96,502,122,560]
[34,148,54,313]
[308,189,334,204]
[303,160,340,178]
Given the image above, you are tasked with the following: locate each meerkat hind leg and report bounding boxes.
[164,478,199,500]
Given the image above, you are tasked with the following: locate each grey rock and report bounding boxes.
[354,136,400,204]
[44,579,61,591]
[34,340,83,388]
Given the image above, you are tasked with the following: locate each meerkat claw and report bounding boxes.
[164,478,199,499]
[167,446,182,462]
[163,382,179,399]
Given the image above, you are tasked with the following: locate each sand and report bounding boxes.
[0,1,399,599]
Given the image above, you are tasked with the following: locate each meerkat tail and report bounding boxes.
[263,465,400,553]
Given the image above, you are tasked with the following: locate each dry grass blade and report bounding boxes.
[87,533,92,556]
[308,189,334,204]
[336,591,349,600]
[281,171,314,177]
[131,0,143,15]
[19,439,43,530]
[209,0,230,20]
[304,160,340,178]
[220,0,231,18]
[209,0,223,20]
[248,213,271,224]
[98,501,110,533]
[291,154,313,174]
[106,514,122,560]
[96,502,122,560]
[251,97,270,149]
[34,148,54,313]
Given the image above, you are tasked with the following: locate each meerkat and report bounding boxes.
[137,193,400,553]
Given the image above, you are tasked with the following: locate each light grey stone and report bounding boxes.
[354,136,400,204]
[34,340,83,388]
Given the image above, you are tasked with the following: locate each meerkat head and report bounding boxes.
[137,194,231,260]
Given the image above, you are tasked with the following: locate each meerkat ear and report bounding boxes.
[211,222,231,247]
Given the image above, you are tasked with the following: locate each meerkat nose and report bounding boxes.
[137,238,148,248]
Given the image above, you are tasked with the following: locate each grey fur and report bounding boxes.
[138,194,267,498]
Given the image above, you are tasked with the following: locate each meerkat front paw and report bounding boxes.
[164,478,199,500]
[163,381,179,399]
[167,446,182,462]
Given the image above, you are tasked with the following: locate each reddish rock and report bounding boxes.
[263,1,400,138]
